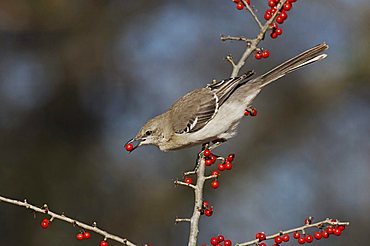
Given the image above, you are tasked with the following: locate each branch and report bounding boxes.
[0,195,137,246]
[236,218,350,246]
[228,0,289,77]
[187,153,207,246]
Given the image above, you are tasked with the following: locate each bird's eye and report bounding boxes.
[145,130,152,136]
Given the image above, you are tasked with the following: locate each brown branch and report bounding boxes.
[187,153,206,246]
[0,195,137,246]
[236,218,350,246]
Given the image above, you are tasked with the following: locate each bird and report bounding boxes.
[126,43,328,152]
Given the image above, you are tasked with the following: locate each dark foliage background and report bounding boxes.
[0,0,369,245]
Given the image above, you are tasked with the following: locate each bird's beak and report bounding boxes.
[125,138,144,152]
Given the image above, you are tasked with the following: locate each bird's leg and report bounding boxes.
[244,105,257,116]
[184,143,209,176]
[209,138,227,151]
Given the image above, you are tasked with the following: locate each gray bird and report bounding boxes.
[127,43,328,152]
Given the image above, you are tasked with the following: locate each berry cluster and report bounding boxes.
[265,0,297,39]
[204,234,232,246]
[76,231,91,241]
[203,149,236,189]
[201,201,214,217]
[255,218,346,246]
[244,107,257,117]
[232,0,250,11]
[255,50,270,60]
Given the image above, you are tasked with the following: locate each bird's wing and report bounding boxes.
[170,71,254,134]
[170,88,218,134]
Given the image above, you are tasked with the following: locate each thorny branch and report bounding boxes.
[0,195,137,246]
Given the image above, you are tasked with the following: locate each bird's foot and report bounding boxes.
[244,105,257,117]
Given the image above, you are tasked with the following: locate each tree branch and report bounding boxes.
[236,218,350,246]
[0,195,137,246]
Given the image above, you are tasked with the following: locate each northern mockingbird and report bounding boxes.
[126,43,328,152]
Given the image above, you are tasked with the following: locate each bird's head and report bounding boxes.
[126,115,166,152]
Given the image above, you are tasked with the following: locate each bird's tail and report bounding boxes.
[251,43,329,88]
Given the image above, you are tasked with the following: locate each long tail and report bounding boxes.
[250,43,329,88]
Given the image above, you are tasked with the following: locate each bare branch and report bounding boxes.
[0,195,137,246]
[175,218,191,223]
[242,1,263,29]
[174,180,197,190]
[236,218,350,246]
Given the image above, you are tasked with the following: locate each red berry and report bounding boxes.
[236,3,244,10]
[259,243,266,246]
[268,0,276,7]
[298,237,305,244]
[217,235,225,242]
[305,235,313,243]
[210,155,217,163]
[262,50,270,59]
[218,164,225,171]
[276,16,284,24]
[274,236,283,244]
[257,232,266,241]
[271,6,277,13]
[246,0,250,4]
[204,208,213,216]
[282,234,290,242]
[227,154,235,162]
[244,110,250,116]
[280,11,288,20]
[270,32,278,39]
[255,52,262,60]
[321,231,329,238]
[205,159,213,166]
[125,143,134,152]
[212,170,219,176]
[275,28,283,35]
[224,240,232,246]
[270,22,278,29]
[210,237,219,245]
[211,180,219,189]
[184,177,193,184]
[100,241,108,246]
[225,161,232,170]
[76,233,84,241]
[202,201,209,208]
[204,149,211,157]
[337,225,345,231]
[326,227,334,234]
[255,233,261,239]
[293,232,300,239]
[250,108,257,116]
[333,228,342,236]
[283,2,292,11]
[314,232,322,240]
[264,12,272,20]
[83,231,91,239]
[40,219,49,229]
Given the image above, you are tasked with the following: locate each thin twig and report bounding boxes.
[175,218,191,223]
[174,180,197,189]
[0,195,137,246]
[236,218,350,246]
[243,0,263,29]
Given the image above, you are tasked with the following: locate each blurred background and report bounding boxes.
[0,0,369,245]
